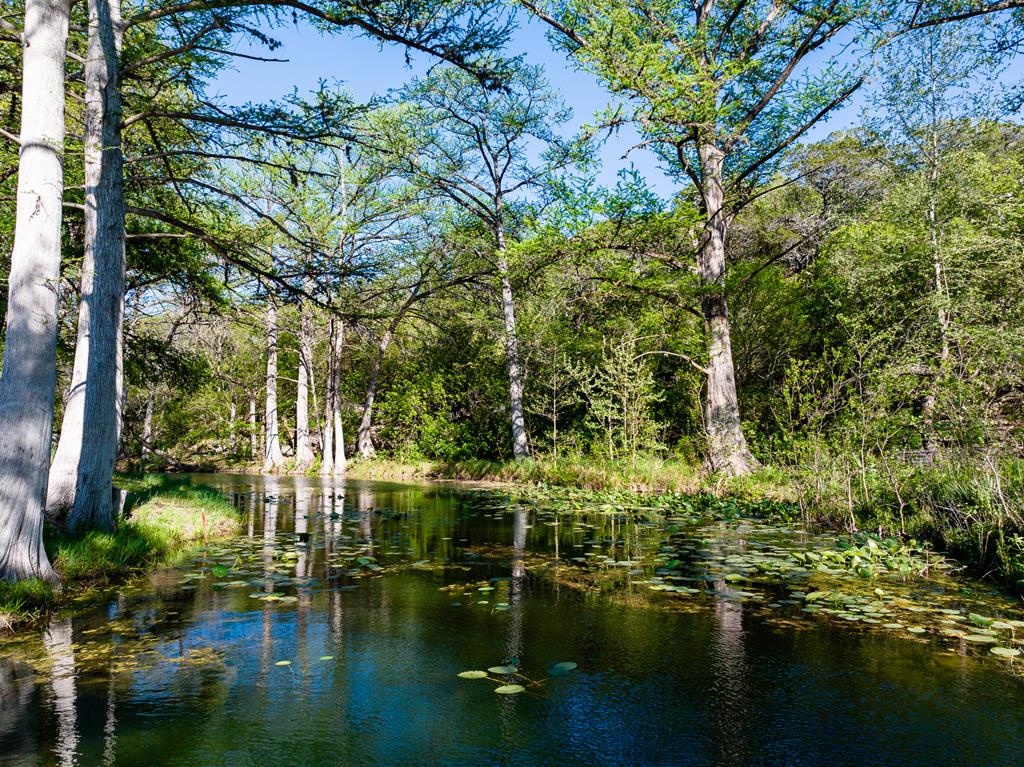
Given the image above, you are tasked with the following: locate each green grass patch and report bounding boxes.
[1,474,240,632]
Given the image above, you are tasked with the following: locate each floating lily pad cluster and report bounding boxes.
[456,659,578,694]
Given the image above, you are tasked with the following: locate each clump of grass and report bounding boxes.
[437,456,709,495]
[0,579,56,631]
[343,459,436,480]
[2,475,240,632]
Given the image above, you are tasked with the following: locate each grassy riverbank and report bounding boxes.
[344,455,792,499]
[0,475,240,632]
[345,455,1024,590]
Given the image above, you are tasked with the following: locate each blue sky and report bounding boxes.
[209,14,1021,199]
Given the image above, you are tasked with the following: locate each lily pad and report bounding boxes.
[991,647,1020,658]
[275,660,291,666]
[458,670,488,679]
[494,684,525,695]
[549,661,578,675]
[487,665,518,675]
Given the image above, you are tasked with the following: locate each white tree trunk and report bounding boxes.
[248,392,258,460]
[141,391,154,460]
[321,322,335,476]
[495,216,529,460]
[294,298,314,469]
[0,0,70,582]
[262,302,286,472]
[697,144,756,477]
[229,399,237,453]
[46,0,125,532]
[357,326,393,459]
[331,320,346,473]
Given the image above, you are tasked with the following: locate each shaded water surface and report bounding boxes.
[2,474,1024,767]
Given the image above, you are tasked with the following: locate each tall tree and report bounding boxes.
[523,0,1024,475]
[865,21,998,451]
[390,62,578,459]
[46,0,126,531]
[0,0,70,580]
[262,298,287,471]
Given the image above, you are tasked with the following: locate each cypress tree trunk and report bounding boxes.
[141,391,154,461]
[248,392,258,459]
[697,144,756,477]
[358,315,401,459]
[295,298,314,469]
[229,400,237,454]
[262,302,286,472]
[331,320,346,473]
[495,217,529,460]
[46,0,125,531]
[321,319,337,476]
[0,0,70,582]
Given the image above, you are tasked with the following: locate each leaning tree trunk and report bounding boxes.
[0,0,70,582]
[46,0,125,532]
[357,313,403,459]
[495,219,529,460]
[697,144,756,477]
[262,302,286,472]
[294,297,315,470]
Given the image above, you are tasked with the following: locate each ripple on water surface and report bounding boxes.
[1,474,1023,767]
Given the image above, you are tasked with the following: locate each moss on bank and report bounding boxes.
[0,475,240,632]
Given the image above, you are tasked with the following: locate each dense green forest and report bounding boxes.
[3,0,1024,588]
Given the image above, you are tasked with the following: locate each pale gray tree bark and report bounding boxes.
[495,215,529,460]
[322,318,346,474]
[46,0,126,531]
[229,399,237,453]
[321,351,335,476]
[698,145,757,477]
[331,322,345,472]
[262,302,286,472]
[0,0,70,582]
[141,391,154,461]
[357,316,401,459]
[294,298,315,469]
[248,392,258,459]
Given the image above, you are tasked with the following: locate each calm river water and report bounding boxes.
[1,474,1023,766]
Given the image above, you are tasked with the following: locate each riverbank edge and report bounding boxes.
[0,475,241,634]
[340,457,1024,591]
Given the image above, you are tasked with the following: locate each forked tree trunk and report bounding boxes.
[262,302,286,472]
[0,0,70,582]
[294,298,314,469]
[697,144,756,477]
[494,220,529,460]
[46,0,125,532]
